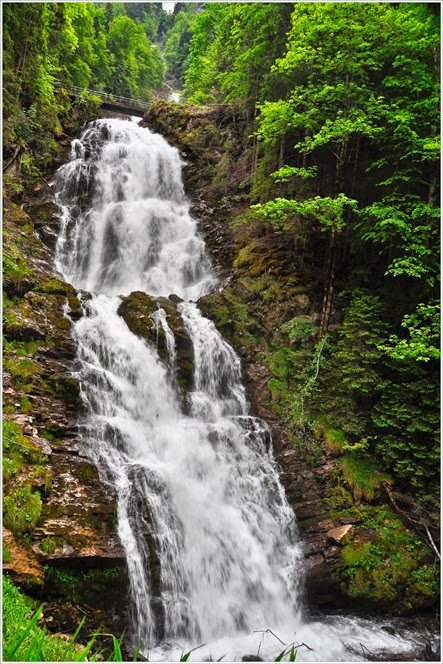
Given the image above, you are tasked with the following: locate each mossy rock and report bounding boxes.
[198,294,236,339]
[42,564,128,625]
[52,375,80,405]
[118,292,195,394]
[3,292,72,342]
[67,296,82,319]
[117,290,158,340]
[156,296,194,392]
[34,275,76,297]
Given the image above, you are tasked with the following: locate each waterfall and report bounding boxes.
[53,119,419,661]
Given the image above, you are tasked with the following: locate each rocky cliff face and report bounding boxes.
[3,153,129,637]
[3,102,437,647]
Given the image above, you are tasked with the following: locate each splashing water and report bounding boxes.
[53,119,420,661]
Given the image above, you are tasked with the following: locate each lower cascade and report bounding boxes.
[53,119,418,661]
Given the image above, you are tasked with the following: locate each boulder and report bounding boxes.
[118,291,195,394]
[157,296,194,392]
[326,525,354,546]
[117,291,158,341]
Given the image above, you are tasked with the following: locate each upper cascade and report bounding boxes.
[54,119,216,299]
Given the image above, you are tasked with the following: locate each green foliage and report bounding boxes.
[379,302,440,362]
[340,455,392,502]
[185,3,292,106]
[164,6,198,86]
[3,1,168,166]
[3,483,42,534]
[250,193,358,234]
[280,317,317,343]
[272,165,318,183]
[2,577,135,662]
[107,14,164,99]
[340,507,439,605]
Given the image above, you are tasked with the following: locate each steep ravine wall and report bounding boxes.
[3,103,438,650]
[142,102,440,617]
[3,116,130,641]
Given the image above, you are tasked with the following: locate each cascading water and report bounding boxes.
[53,119,420,661]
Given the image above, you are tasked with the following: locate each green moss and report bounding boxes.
[20,396,33,414]
[3,542,12,563]
[40,537,61,554]
[35,275,75,295]
[3,235,33,289]
[3,357,38,383]
[340,454,392,501]
[3,419,47,480]
[325,428,347,453]
[3,419,49,535]
[3,484,42,534]
[339,506,439,607]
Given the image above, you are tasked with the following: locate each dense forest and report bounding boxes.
[3,2,440,662]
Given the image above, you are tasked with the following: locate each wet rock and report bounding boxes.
[27,199,61,250]
[118,291,195,394]
[4,291,72,342]
[304,553,324,571]
[117,291,158,339]
[3,191,129,635]
[33,453,123,563]
[157,296,194,392]
[304,534,329,556]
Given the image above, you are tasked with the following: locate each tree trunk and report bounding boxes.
[278,136,285,169]
[319,230,336,337]
[428,173,437,207]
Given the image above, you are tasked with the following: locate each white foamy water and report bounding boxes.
[53,119,422,660]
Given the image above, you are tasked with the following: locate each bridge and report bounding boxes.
[56,83,148,117]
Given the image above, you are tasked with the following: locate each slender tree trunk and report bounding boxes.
[278,136,285,169]
[319,230,336,337]
[15,24,32,102]
[350,134,361,199]
[319,136,348,337]
[302,127,309,168]
[428,173,437,207]
[250,102,258,177]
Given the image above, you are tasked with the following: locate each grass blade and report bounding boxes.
[274,646,289,661]
[180,643,206,661]
[74,633,99,662]
[111,635,123,662]
[6,605,43,659]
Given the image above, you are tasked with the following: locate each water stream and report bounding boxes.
[53,119,420,661]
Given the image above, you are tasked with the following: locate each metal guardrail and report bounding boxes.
[54,82,147,110]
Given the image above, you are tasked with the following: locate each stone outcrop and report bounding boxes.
[3,188,128,636]
[117,291,194,394]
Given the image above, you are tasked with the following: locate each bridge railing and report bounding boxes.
[54,82,147,110]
